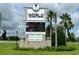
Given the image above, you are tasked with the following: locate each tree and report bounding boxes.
[47,10,57,47]
[2,30,7,40]
[76,37,79,42]
[66,21,74,41]
[60,13,74,41]
[57,25,66,46]
[69,32,76,42]
[52,25,66,46]
[46,25,50,37]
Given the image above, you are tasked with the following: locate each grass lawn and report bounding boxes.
[0,41,79,55]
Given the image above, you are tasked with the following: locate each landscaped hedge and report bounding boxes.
[55,46,75,51]
[6,36,19,41]
[46,25,66,46]
[52,26,66,46]
[15,46,75,51]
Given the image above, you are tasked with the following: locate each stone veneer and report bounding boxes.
[19,34,51,48]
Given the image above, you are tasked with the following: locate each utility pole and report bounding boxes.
[16,30,18,47]
[55,13,57,47]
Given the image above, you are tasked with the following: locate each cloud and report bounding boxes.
[24,3,79,37]
[0,3,79,37]
[0,3,24,36]
[74,30,79,37]
[71,12,79,25]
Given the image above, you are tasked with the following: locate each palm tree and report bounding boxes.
[66,20,74,41]
[60,13,74,41]
[47,10,57,47]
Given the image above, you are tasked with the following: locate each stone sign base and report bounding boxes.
[19,38,51,49]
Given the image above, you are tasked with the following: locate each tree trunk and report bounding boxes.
[50,20,52,46]
[55,13,57,47]
[55,22,57,47]
[65,28,67,42]
[67,29,70,41]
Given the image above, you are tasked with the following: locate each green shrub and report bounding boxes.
[6,36,19,41]
[55,46,75,51]
[14,47,34,51]
[46,25,50,37]
[43,46,54,51]
[14,46,75,51]
[36,46,54,51]
[68,32,76,42]
[52,25,66,46]
[15,46,54,51]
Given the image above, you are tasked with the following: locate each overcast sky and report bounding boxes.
[0,3,79,37]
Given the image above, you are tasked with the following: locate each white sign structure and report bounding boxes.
[28,34,43,41]
[19,4,50,48]
[33,4,39,11]
[26,9,45,21]
[25,4,46,41]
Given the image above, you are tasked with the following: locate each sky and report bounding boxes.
[0,3,79,37]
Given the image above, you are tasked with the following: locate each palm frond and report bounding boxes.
[47,10,56,20]
[59,21,64,25]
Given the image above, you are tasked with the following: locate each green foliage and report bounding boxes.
[47,10,56,20]
[60,13,74,42]
[76,37,79,42]
[52,32,55,46]
[57,26,66,46]
[15,46,75,51]
[42,46,75,51]
[15,46,54,51]
[68,32,76,42]
[38,46,54,51]
[55,46,75,51]
[14,48,34,51]
[6,36,19,41]
[46,25,50,37]
[0,42,78,54]
[52,25,66,46]
[1,30,7,40]
[46,25,66,46]
[60,13,72,29]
